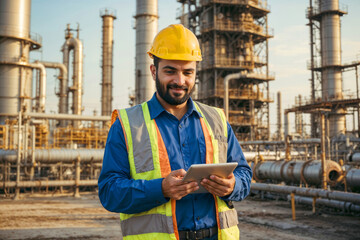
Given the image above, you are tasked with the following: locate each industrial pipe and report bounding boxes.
[239,139,321,146]
[284,111,289,137]
[0,149,104,163]
[38,61,68,115]
[224,72,243,120]
[0,112,110,121]
[346,168,360,188]
[62,25,83,117]
[29,62,46,112]
[3,179,97,188]
[254,160,342,186]
[251,183,360,204]
[289,195,360,213]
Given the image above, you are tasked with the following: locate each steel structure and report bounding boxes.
[100,9,116,116]
[134,0,158,104]
[0,0,41,123]
[177,0,274,141]
[61,24,84,118]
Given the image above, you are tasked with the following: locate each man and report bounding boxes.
[98,24,252,240]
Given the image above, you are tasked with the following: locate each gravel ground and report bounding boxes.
[0,193,359,240]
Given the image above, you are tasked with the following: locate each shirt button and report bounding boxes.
[179,124,182,128]
[182,143,185,147]
[196,217,200,221]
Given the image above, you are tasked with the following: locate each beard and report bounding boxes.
[155,73,194,105]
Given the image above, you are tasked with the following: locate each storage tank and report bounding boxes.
[0,0,41,122]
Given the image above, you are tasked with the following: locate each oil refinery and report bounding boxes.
[0,0,360,239]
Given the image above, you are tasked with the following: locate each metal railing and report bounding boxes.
[201,20,273,37]
[306,3,348,18]
[201,0,269,11]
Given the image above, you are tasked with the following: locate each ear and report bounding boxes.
[150,64,156,81]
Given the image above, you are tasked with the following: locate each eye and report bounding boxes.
[184,71,193,76]
[165,70,175,74]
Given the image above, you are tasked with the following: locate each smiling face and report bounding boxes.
[151,59,197,106]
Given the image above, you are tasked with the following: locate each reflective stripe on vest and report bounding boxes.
[111,101,239,240]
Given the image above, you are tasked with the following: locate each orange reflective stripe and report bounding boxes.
[213,195,222,239]
[111,109,119,126]
[171,199,179,240]
[200,118,214,164]
[154,120,171,178]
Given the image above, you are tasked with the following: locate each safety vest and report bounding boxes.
[111,101,240,240]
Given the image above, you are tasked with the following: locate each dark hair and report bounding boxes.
[153,55,161,69]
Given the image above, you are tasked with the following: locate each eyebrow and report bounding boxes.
[162,65,195,71]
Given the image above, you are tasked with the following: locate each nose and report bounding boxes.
[174,72,186,86]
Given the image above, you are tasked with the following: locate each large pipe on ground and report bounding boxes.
[3,179,97,188]
[134,0,158,104]
[251,183,360,204]
[254,160,342,186]
[0,149,104,163]
[100,9,116,116]
[289,195,360,213]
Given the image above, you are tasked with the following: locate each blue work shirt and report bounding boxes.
[98,93,252,231]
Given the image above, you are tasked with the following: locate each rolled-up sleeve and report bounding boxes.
[98,119,168,214]
[221,122,252,202]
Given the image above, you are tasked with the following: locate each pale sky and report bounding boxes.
[30,0,360,135]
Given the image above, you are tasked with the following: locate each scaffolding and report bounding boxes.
[53,127,107,149]
[177,0,274,141]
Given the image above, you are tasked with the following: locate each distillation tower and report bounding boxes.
[177,0,274,141]
[100,9,116,117]
[134,0,158,104]
[0,0,41,122]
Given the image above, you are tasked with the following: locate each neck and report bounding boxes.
[156,93,188,120]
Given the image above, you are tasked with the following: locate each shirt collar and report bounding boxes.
[147,93,202,120]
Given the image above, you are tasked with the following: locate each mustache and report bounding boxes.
[167,84,188,90]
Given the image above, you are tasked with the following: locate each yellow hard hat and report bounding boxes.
[147,24,202,61]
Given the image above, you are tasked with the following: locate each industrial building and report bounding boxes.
[0,0,359,219]
[177,0,274,141]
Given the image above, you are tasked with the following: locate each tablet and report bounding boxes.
[182,162,238,194]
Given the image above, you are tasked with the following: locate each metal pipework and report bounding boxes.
[347,152,360,163]
[100,9,116,116]
[346,168,360,188]
[0,112,110,121]
[62,24,83,118]
[277,92,283,140]
[29,62,46,112]
[38,61,68,115]
[224,72,243,120]
[0,0,37,121]
[254,160,342,186]
[251,183,360,204]
[134,0,158,104]
[239,138,321,146]
[0,149,104,163]
[3,179,98,188]
[284,110,290,137]
[288,195,360,213]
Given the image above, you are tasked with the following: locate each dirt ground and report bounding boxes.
[0,193,359,240]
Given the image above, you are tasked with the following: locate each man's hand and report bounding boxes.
[200,173,235,197]
[162,169,199,200]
